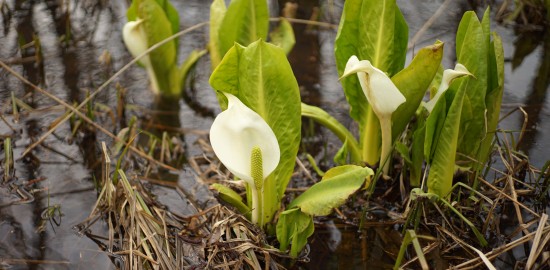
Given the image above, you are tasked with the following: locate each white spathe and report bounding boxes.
[122,19,160,94]
[341,55,406,118]
[210,93,280,185]
[122,19,150,67]
[424,63,472,113]
[341,55,406,176]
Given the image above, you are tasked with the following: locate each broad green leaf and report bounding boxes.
[129,0,179,51]
[269,18,296,55]
[335,0,408,164]
[301,103,361,163]
[209,0,226,69]
[391,41,444,141]
[217,0,268,60]
[156,0,179,36]
[210,183,251,215]
[138,0,179,96]
[288,165,373,216]
[209,40,301,225]
[276,208,314,257]
[454,10,488,161]
[427,79,469,197]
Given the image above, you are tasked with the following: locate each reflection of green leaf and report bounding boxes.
[269,18,296,55]
[209,40,301,225]
[391,42,443,141]
[335,0,408,164]
[511,33,540,69]
[288,165,373,216]
[276,208,314,257]
[218,0,268,59]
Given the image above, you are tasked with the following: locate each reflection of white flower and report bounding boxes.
[424,63,472,113]
[122,19,160,93]
[342,55,406,175]
[210,93,280,186]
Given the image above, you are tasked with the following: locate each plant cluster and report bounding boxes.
[122,0,505,265]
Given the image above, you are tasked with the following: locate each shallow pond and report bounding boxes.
[0,0,548,269]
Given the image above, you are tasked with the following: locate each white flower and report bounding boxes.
[341,55,406,175]
[122,19,160,94]
[209,93,280,186]
[122,19,150,67]
[342,56,406,118]
[424,63,472,113]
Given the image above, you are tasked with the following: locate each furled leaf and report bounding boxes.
[217,0,268,60]
[454,10,488,162]
[476,32,504,170]
[210,183,251,215]
[391,42,443,141]
[427,79,469,197]
[276,208,314,257]
[288,165,373,216]
[269,18,296,55]
[209,40,301,225]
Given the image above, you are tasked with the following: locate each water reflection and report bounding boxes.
[513,27,550,162]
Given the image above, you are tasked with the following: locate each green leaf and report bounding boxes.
[138,0,179,96]
[276,208,314,257]
[217,0,268,60]
[269,18,296,55]
[424,98,446,164]
[335,0,408,163]
[454,10,488,161]
[209,40,301,225]
[476,32,504,169]
[209,0,227,69]
[391,41,444,141]
[301,103,361,163]
[427,79,469,197]
[210,183,251,215]
[288,165,373,216]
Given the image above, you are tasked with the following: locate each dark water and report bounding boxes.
[0,0,548,269]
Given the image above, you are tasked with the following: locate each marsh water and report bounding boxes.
[0,0,548,269]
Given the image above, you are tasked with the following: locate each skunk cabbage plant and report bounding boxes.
[341,56,406,175]
[210,93,280,225]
